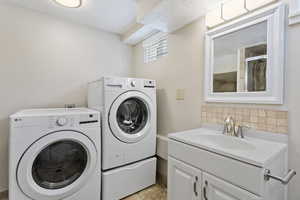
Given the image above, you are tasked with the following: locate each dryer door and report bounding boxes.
[109,91,154,143]
[17,131,97,200]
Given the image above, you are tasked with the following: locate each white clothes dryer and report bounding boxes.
[88,77,157,199]
[9,108,101,200]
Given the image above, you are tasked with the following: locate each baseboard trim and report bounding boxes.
[0,190,8,199]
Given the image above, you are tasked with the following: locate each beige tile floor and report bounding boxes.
[0,184,167,200]
[122,184,167,200]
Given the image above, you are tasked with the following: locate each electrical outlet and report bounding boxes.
[65,104,76,108]
[176,89,185,100]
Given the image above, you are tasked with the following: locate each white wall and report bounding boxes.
[133,18,205,137]
[0,3,132,191]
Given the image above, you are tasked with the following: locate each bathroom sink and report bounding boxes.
[193,134,256,151]
[169,128,287,167]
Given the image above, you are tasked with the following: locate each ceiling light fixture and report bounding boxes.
[246,0,277,11]
[53,0,82,8]
[222,0,248,20]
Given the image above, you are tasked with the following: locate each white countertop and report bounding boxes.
[169,128,287,167]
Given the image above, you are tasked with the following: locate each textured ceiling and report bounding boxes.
[0,0,137,34]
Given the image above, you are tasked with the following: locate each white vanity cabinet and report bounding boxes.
[168,157,202,200]
[203,173,261,200]
[168,156,261,200]
[168,128,290,200]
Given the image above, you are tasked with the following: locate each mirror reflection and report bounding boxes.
[213,21,268,93]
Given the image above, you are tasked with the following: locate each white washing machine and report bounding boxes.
[9,108,101,200]
[88,77,157,200]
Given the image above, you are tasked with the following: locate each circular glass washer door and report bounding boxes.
[17,131,97,200]
[109,91,154,143]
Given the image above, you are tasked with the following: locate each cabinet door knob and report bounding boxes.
[193,176,198,196]
[203,180,208,200]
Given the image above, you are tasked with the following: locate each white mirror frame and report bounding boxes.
[204,3,286,104]
[289,0,300,25]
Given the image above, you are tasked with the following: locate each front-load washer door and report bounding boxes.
[17,131,97,200]
[109,91,154,143]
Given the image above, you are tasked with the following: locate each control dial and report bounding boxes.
[56,117,68,126]
[130,81,136,87]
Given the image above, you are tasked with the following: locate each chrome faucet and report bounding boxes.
[223,116,248,138]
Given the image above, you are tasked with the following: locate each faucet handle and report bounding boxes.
[224,116,234,123]
[235,124,252,138]
[223,116,235,136]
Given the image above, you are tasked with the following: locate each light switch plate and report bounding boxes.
[176,89,185,100]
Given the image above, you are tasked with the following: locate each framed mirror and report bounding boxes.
[204,4,286,104]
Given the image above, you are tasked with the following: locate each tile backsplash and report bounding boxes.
[201,105,288,134]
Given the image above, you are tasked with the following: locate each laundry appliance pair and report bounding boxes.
[8,77,157,200]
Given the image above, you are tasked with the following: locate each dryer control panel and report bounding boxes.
[104,77,156,90]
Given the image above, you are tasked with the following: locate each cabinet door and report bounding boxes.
[168,157,202,200]
[203,173,262,200]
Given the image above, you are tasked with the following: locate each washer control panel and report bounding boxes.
[144,80,156,88]
[10,109,100,129]
[47,116,73,128]
[79,114,99,125]
[49,115,99,128]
